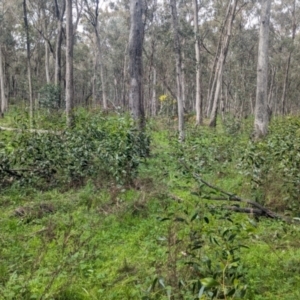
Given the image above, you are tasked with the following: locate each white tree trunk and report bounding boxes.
[209,0,238,127]
[129,0,145,130]
[0,44,7,116]
[23,0,33,126]
[45,42,50,84]
[66,0,74,127]
[194,0,202,125]
[254,0,271,138]
[170,0,184,142]
[151,66,157,116]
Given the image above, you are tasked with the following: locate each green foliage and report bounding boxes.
[39,84,62,109]
[144,207,250,299]
[239,117,300,211]
[1,113,300,300]
[0,111,150,189]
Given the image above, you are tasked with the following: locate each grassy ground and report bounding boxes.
[1,114,300,299]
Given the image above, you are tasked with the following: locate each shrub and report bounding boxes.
[0,112,150,189]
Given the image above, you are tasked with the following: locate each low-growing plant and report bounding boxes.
[0,112,150,189]
[143,205,251,299]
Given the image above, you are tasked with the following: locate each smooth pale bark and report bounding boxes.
[54,0,65,107]
[281,0,296,115]
[170,0,184,142]
[128,0,145,130]
[181,45,186,111]
[66,0,74,127]
[92,40,98,107]
[193,0,202,125]
[254,0,271,138]
[84,0,107,109]
[23,0,33,126]
[45,42,50,84]
[206,0,231,117]
[151,66,157,116]
[0,44,7,116]
[122,44,128,109]
[209,0,238,127]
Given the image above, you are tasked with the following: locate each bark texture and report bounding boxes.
[170,0,184,141]
[23,0,33,125]
[66,0,74,127]
[0,44,7,116]
[129,0,145,129]
[193,0,202,125]
[209,0,238,127]
[254,0,271,138]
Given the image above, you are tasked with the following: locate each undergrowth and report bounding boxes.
[1,110,300,299]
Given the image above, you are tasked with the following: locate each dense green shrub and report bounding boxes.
[144,206,250,299]
[39,84,62,109]
[239,117,300,211]
[0,112,150,189]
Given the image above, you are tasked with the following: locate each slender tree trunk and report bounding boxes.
[206,0,231,117]
[254,0,271,138]
[181,44,186,111]
[209,0,238,127]
[151,66,157,116]
[128,0,145,130]
[0,44,7,116]
[281,0,296,115]
[66,0,74,127]
[170,0,184,142]
[92,42,98,108]
[54,0,65,107]
[23,0,33,126]
[45,42,50,84]
[194,0,202,125]
[122,45,128,109]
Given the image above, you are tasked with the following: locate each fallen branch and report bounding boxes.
[192,172,280,219]
[224,206,264,216]
[0,126,62,135]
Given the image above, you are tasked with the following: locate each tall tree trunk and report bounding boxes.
[0,44,7,116]
[45,42,50,84]
[54,0,65,107]
[94,25,107,110]
[181,44,186,111]
[254,0,271,138]
[92,41,98,108]
[128,0,145,130]
[122,44,128,110]
[170,0,184,142]
[281,0,296,115]
[151,66,157,116]
[206,0,232,117]
[194,0,202,125]
[23,0,33,126]
[66,0,74,127]
[209,0,238,127]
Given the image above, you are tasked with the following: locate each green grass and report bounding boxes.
[1,111,300,299]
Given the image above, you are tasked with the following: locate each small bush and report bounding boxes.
[0,112,150,189]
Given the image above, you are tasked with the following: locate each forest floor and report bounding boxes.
[1,113,300,299]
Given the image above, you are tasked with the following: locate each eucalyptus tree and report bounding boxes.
[170,0,184,141]
[0,6,8,115]
[208,0,239,127]
[23,0,34,124]
[66,0,74,126]
[83,0,107,109]
[128,0,145,129]
[0,44,6,116]
[254,0,272,138]
[279,0,297,115]
[194,0,202,125]
[54,0,65,107]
